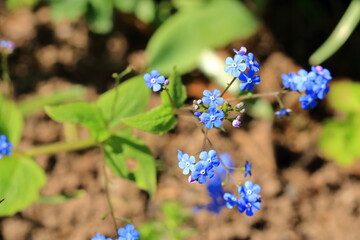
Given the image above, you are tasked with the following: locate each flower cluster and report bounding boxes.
[225,47,261,91]
[91,224,139,240]
[223,180,262,216]
[143,70,169,92]
[0,135,12,159]
[193,89,245,129]
[194,153,235,213]
[0,39,15,54]
[178,149,222,184]
[281,65,332,110]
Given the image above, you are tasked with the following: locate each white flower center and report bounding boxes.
[185,162,190,166]
[231,63,237,67]
[207,158,212,163]
[150,78,157,84]
[247,190,252,195]
[210,116,215,121]
[210,96,215,100]
[200,170,206,175]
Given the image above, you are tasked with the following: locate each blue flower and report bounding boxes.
[199,150,220,167]
[244,160,252,177]
[233,46,247,56]
[177,150,196,175]
[202,89,224,107]
[299,93,318,109]
[223,193,238,209]
[238,180,261,202]
[117,224,140,240]
[244,53,260,72]
[0,39,15,53]
[275,108,292,118]
[224,55,247,77]
[281,72,297,90]
[312,75,330,99]
[0,135,12,159]
[91,233,112,240]
[237,196,261,216]
[191,161,215,184]
[200,107,224,129]
[293,69,316,91]
[143,70,165,92]
[311,65,332,81]
[238,70,261,91]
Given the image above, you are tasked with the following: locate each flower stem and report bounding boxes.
[164,87,176,110]
[20,138,98,157]
[220,77,237,97]
[102,162,118,233]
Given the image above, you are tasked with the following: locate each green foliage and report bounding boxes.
[104,131,157,195]
[49,0,88,22]
[18,85,85,115]
[113,0,156,23]
[247,98,274,120]
[161,68,187,108]
[309,0,360,65]
[45,102,109,141]
[139,201,194,240]
[5,0,40,10]
[121,105,176,134]
[319,81,360,166]
[0,157,46,216]
[97,76,150,129]
[0,94,24,145]
[146,0,258,75]
[37,190,85,204]
[86,0,114,34]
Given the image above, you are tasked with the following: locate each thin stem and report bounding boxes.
[201,128,208,150]
[108,67,132,126]
[275,94,284,109]
[164,87,176,110]
[102,163,118,233]
[220,77,237,97]
[21,138,98,157]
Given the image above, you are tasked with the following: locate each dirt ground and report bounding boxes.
[1,2,360,240]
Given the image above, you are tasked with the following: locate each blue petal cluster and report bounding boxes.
[223,180,262,216]
[91,224,139,240]
[194,153,235,213]
[0,135,12,159]
[281,66,332,109]
[244,160,252,177]
[177,149,222,184]
[225,47,261,92]
[275,108,292,118]
[117,224,140,240]
[143,70,167,92]
[0,39,15,53]
[194,89,225,129]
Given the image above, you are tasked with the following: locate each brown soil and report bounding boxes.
[1,3,360,240]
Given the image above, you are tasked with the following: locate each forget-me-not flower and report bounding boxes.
[202,89,224,107]
[199,150,220,167]
[191,161,215,184]
[143,70,166,92]
[0,135,12,159]
[177,150,196,175]
[224,55,247,77]
[200,107,224,129]
[117,224,140,240]
[239,70,261,91]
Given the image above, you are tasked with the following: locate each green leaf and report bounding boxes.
[319,114,360,166]
[327,81,360,114]
[6,0,40,10]
[161,68,187,108]
[0,157,46,216]
[113,0,137,13]
[121,105,176,134]
[97,76,151,128]
[37,190,85,204]
[309,0,360,65]
[45,102,109,141]
[0,94,24,145]
[247,98,274,120]
[49,0,88,22]
[18,85,85,115]
[86,0,113,34]
[146,0,258,74]
[104,134,157,195]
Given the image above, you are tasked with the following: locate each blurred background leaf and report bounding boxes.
[146,0,259,75]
